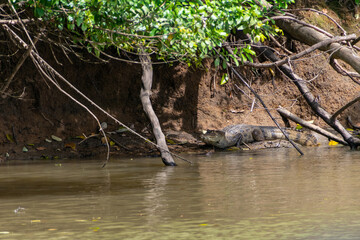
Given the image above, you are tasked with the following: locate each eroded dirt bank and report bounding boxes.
[1,2,360,162]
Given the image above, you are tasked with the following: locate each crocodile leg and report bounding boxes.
[252,128,265,141]
[235,134,244,148]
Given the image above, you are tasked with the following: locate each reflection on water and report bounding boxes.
[1,147,360,239]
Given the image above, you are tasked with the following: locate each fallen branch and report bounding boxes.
[268,15,334,38]
[277,106,348,145]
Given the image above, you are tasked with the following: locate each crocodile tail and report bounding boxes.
[258,127,318,146]
[286,130,318,146]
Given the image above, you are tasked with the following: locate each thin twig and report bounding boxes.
[7,0,37,52]
[330,93,360,123]
[0,19,31,24]
[268,34,293,55]
[1,32,40,94]
[329,58,360,85]
[283,8,347,35]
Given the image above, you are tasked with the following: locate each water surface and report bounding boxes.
[1,147,360,239]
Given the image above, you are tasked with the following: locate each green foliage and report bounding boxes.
[12,0,294,65]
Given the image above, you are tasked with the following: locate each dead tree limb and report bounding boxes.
[277,106,348,145]
[139,53,176,166]
[276,19,360,74]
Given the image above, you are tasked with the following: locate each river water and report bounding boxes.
[1,147,360,239]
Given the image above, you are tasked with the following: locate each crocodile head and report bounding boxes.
[200,130,227,148]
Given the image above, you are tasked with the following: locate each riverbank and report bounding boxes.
[0,1,360,162]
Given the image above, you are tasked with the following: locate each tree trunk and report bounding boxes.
[276,19,360,74]
[139,53,176,166]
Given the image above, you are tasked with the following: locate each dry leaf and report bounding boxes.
[65,142,76,150]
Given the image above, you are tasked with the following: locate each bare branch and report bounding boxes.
[0,19,31,24]
[329,58,360,85]
[1,32,40,94]
[277,106,348,145]
[283,8,347,35]
[227,34,356,69]
[330,93,360,122]
[266,15,334,38]
[7,0,37,51]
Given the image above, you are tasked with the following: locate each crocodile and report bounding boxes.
[200,124,318,148]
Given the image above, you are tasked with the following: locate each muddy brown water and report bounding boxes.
[1,147,360,239]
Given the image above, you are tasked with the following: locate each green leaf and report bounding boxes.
[81,24,87,31]
[220,73,228,85]
[222,59,227,69]
[34,7,45,17]
[94,48,100,58]
[233,56,239,66]
[214,57,220,68]
[13,0,292,68]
